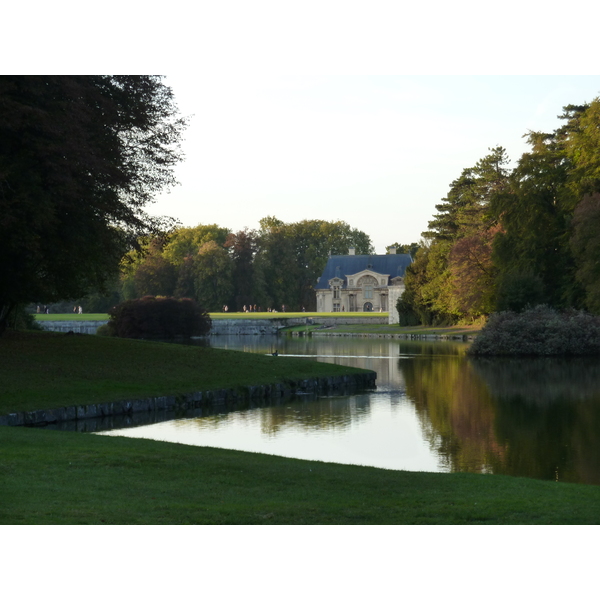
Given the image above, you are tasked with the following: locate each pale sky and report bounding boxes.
[148,75,600,253]
[9,2,600,254]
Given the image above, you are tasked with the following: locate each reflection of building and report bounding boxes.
[315,247,412,322]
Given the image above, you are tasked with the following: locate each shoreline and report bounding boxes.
[0,371,376,429]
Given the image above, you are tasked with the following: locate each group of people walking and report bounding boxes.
[220,305,292,313]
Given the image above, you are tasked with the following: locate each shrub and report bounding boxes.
[95,324,115,336]
[106,296,211,339]
[5,305,43,332]
[468,305,600,356]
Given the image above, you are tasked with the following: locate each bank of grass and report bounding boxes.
[2,425,600,524]
[34,313,109,321]
[0,330,369,415]
[2,330,599,524]
[34,311,389,322]
[208,311,387,319]
[311,323,483,336]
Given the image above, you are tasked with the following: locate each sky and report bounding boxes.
[148,74,600,253]
[8,2,600,255]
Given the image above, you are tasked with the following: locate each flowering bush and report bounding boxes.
[468,305,600,356]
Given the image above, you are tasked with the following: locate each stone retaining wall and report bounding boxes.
[39,317,389,336]
[311,331,475,341]
[38,320,108,334]
[0,371,376,429]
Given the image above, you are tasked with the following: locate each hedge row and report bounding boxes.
[468,305,600,356]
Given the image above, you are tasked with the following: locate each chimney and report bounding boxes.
[348,247,355,256]
[388,246,397,254]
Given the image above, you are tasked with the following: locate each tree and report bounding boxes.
[0,76,186,334]
[193,241,234,311]
[162,224,231,266]
[404,147,510,324]
[225,228,257,311]
[253,217,374,311]
[491,132,577,308]
[387,242,420,258]
[570,193,600,313]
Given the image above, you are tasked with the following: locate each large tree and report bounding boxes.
[253,217,374,311]
[0,76,186,333]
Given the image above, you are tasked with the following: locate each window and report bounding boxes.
[364,285,373,299]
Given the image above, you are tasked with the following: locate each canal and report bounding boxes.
[98,335,600,485]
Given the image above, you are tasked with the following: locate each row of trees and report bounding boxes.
[114,217,376,312]
[400,98,600,325]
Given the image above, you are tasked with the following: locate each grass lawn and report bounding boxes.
[34,313,109,321]
[2,329,599,524]
[34,311,389,321]
[314,323,483,336]
[0,330,369,415]
[3,425,600,524]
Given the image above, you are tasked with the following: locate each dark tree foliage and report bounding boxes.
[225,228,257,311]
[0,76,186,334]
[106,296,211,339]
[253,217,374,311]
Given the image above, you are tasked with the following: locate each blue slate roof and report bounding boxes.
[315,254,413,290]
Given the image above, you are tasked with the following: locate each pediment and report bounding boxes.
[346,269,390,288]
[328,276,344,286]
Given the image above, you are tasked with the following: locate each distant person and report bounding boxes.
[78,306,83,314]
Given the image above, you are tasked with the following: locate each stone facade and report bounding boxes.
[314,249,412,323]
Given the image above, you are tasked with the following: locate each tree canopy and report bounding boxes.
[0,76,187,333]
[399,97,600,324]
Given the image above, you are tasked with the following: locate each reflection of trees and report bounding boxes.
[258,395,371,436]
[401,353,600,484]
[177,394,373,437]
[401,356,507,475]
[472,357,600,485]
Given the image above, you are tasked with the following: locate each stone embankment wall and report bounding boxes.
[38,317,389,336]
[0,371,376,430]
[38,320,108,334]
[209,317,388,335]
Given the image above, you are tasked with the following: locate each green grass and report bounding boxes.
[3,328,596,525]
[2,425,599,524]
[34,313,109,321]
[209,311,388,319]
[0,330,369,415]
[316,323,482,336]
[34,311,389,321]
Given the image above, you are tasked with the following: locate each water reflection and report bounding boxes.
[98,335,600,484]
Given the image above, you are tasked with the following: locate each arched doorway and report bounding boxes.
[363,302,373,312]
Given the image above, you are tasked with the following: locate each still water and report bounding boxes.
[99,335,600,484]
